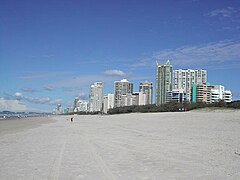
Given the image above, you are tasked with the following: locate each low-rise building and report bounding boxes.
[210,85,232,103]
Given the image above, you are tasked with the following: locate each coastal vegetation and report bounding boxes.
[107,100,240,115]
[63,100,240,115]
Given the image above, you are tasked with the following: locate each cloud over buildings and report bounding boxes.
[104,70,126,76]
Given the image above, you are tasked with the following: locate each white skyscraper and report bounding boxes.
[103,93,114,114]
[139,81,153,105]
[114,79,133,107]
[89,82,104,112]
[173,69,207,101]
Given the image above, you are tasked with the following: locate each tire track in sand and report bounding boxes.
[48,139,67,180]
[83,135,117,180]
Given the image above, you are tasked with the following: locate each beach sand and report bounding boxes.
[0,117,55,136]
[0,111,240,179]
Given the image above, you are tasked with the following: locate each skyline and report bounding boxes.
[1,0,240,112]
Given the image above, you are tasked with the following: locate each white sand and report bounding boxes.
[0,111,240,179]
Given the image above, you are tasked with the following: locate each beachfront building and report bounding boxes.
[103,95,108,114]
[89,82,104,112]
[156,60,173,105]
[103,93,114,114]
[121,93,139,107]
[53,104,63,114]
[139,81,153,105]
[223,90,232,103]
[210,85,232,103]
[195,83,214,104]
[139,91,148,105]
[114,79,133,107]
[78,100,88,112]
[166,89,187,103]
[173,69,207,102]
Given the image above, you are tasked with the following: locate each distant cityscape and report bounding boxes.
[53,60,232,114]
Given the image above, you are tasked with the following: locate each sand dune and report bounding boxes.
[0,111,240,179]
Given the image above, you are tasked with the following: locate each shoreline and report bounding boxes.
[0,116,56,136]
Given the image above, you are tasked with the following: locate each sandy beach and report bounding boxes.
[0,111,240,179]
[0,117,55,136]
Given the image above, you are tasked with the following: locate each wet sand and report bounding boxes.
[0,111,240,179]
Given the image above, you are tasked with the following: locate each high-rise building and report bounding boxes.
[54,104,63,114]
[103,94,114,114]
[173,69,207,101]
[139,81,153,105]
[103,95,108,114]
[114,79,133,107]
[73,97,80,112]
[78,100,88,112]
[89,82,104,112]
[73,97,88,112]
[156,60,173,105]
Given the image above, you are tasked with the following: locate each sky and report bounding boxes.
[0,0,240,112]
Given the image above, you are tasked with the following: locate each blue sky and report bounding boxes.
[0,0,240,112]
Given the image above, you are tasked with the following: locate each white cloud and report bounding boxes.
[205,7,240,31]
[0,98,27,111]
[104,70,126,76]
[43,85,54,91]
[133,40,240,67]
[207,7,240,17]
[24,96,51,104]
[15,92,23,100]
[155,40,240,65]
[9,92,61,105]
[15,92,23,97]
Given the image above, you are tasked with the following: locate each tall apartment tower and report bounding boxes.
[139,81,153,105]
[173,69,207,101]
[156,60,173,105]
[114,79,133,107]
[89,82,104,112]
[103,93,114,114]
